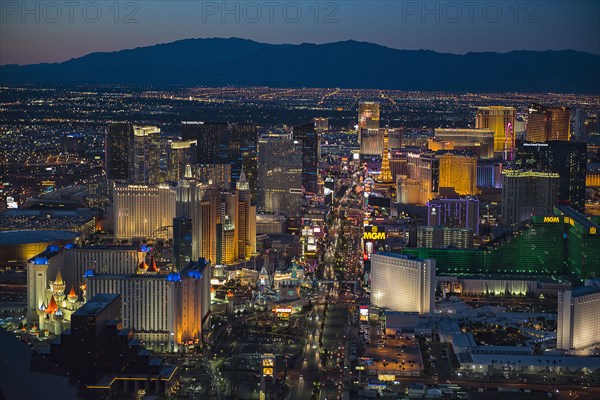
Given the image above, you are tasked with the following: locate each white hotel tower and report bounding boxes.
[370,253,436,314]
[557,280,600,350]
[85,257,211,352]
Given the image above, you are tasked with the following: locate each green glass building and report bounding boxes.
[401,206,599,282]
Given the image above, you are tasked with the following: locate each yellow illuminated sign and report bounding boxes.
[263,359,274,367]
[364,232,386,240]
[364,226,386,240]
[378,374,395,381]
[543,216,560,223]
[591,227,597,235]
[263,368,273,376]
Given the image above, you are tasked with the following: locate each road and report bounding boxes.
[289,306,323,400]
[320,302,351,400]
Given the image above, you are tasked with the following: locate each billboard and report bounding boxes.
[6,196,18,209]
[364,225,386,241]
[360,305,369,321]
[262,354,275,378]
[531,215,563,224]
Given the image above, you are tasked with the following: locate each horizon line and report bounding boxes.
[2,36,599,67]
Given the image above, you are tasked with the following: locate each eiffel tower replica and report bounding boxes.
[377,129,394,186]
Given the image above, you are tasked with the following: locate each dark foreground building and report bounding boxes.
[0,328,88,400]
[48,294,177,398]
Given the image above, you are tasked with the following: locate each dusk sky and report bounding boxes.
[1,0,599,65]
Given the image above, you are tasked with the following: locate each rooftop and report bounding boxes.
[571,285,600,297]
[79,245,139,251]
[0,230,80,245]
[73,293,120,317]
[468,354,600,370]
[373,252,425,263]
[557,206,600,230]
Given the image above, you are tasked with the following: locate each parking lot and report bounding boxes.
[362,330,423,376]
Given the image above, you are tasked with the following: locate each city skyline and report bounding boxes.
[1,3,600,399]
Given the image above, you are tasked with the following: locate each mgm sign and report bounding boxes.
[364,225,386,241]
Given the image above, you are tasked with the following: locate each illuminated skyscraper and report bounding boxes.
[177,170,254,265]
[26,245,144,325]
[501,170,559,225]
[557,281,600,350]
[182,121,257,200]
[173,217,192,269]
[572,108,586,138]
[130,125,161,185]
[62,133,83,155]
[85,258,211,352]
[476,160,503,188]
[527,104,571,142]
[182,121,227,163]
[390,149,408,181]
[547,107,571,141]
[113,184,176,239]
[258,133,303,215]
[176,176,207,262]
[293,122,320,195]
[427,196,480,235]
[396,176,420,204]
[370,253,435,314]
[237,169,256,260]
[219,190,238,265]
[404,150,475,203]
[314,117,329,131]
[515,142,587,212]
[358,101,380,131]
[438,151,477,196]
[360,127,402,156]
[406,150,439,204]
[415,226,473,249]
[166,139,197,182]
[191,190,237,265]
[105,123,133,181]
[195,164,231,188]
[526,103,550,142]
[198,186,218,263]
[475,106,516,158]
[434,128,495,159]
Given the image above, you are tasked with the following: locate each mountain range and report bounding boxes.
[1,38,599,93]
